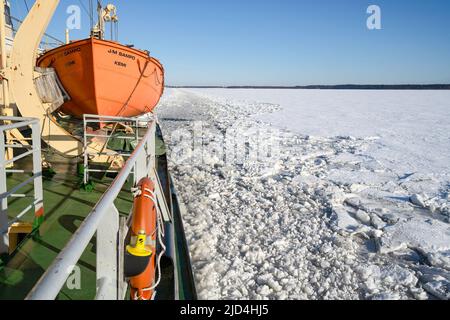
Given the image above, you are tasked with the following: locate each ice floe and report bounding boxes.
[157,88,450,300]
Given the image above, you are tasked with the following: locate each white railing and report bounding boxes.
[82,114,153,186]
[26,119,157,300]
[0,117,43,255]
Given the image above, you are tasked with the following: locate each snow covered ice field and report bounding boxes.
[157,88,450,300]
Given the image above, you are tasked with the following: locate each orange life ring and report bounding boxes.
[128,177,157,300]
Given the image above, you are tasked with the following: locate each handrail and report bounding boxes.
[82,114,152,186]
[26,121,156,300]
[0,117,43,254]
[0,117,37,131]
[84,114,145,122]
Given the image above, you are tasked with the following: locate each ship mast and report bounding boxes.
[91,1,118,40]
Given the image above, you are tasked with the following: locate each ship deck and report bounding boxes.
[0,126,197,300]
[0,160,134,300]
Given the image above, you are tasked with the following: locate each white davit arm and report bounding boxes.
[7,0,85,156]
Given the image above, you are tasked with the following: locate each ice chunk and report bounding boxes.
[355,210,371,225]
[410,193,427,208]
[423,281,450,300]
[380,218,450,255]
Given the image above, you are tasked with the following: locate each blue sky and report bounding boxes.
[11,0,450,86]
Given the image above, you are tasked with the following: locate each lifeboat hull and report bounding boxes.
[37,38,164,118]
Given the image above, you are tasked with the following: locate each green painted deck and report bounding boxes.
[0,161,134,300]
[0,127,197,300]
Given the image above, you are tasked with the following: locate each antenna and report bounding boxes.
[89,0,94,31]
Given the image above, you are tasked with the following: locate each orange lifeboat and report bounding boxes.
[36,38,164,118]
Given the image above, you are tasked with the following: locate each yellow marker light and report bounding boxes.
[126,233,152,257]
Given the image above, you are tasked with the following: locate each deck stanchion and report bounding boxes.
[0,130,9,255]
[96,204,120,300]
[31,121,44,228]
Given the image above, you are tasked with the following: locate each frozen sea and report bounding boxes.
[157,88,450,300]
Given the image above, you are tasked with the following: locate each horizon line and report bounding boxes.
[166,84,450,90]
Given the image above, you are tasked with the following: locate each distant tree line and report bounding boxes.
[167,84,450,90]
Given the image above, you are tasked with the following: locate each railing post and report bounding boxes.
[0,130,9,254]
[133,118,139,186]
[83,115,89,185]
[117,215,129,300]
[135,136,147,183]
[147,121,156,181]
[96,204,119,300]
[31,121,44,228]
